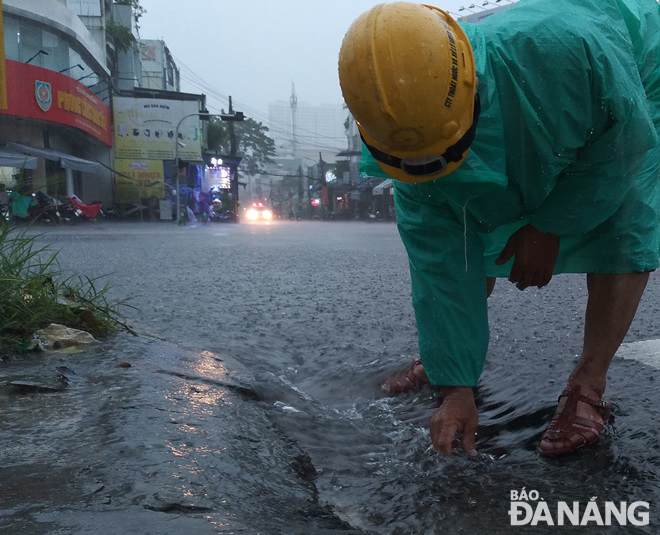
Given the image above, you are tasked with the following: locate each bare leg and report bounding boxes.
[539,272,650,454]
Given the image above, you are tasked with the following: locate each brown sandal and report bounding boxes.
[381,357,430,395]
[538,385,611,456]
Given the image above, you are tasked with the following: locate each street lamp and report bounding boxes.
[174,111,244,221]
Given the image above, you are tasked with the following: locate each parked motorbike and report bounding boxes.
[30,191,62,224]
[0,185,10,222]
[9,191,61,224]
[57,201,84,223]
[67,195,104,222]
[210,209,237,223]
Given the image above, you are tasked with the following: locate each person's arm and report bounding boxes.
[394,182,489,387]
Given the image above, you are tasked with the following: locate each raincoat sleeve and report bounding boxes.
[488,3,658,237]
[393,182,489,387]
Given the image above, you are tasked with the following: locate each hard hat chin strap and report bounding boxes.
[362,93,481,178]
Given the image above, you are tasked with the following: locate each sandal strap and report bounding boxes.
[558,385,611,415]
[546,415,605,434]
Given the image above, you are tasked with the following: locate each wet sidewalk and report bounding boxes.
[0,334,360,535]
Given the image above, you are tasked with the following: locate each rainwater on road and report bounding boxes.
[1,221,659,534]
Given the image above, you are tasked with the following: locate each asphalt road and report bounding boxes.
[1,220,658,534]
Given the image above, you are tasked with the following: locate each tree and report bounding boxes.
[108,1,146,53]
[106,20,136,53]
[206,116,276,176]
[331,160,350,183]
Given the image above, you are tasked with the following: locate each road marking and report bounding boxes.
[617,339,660,370]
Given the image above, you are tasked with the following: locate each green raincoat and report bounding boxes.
[360,0,660,387]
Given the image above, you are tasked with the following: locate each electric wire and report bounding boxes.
[168,54,348,151]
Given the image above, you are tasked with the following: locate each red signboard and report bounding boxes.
[0,60,112,146]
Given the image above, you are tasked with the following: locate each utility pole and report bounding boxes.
[290,83,298,158]
[319,152,326,185]
[228,96,237,156]
[228,96,239,216]
[319,152,327,215]
[297,165,304,217]
[269,177,274,208]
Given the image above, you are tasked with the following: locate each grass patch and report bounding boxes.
[0,223,133,351]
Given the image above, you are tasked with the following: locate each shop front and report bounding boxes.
[0,59,112,202]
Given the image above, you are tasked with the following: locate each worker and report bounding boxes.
[338,0,659,456]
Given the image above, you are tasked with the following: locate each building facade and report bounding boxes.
[139,39,180,93]
[0,0,113,203]
[0,0,208,219]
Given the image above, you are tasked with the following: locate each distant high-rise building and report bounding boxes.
[268,100,346,163]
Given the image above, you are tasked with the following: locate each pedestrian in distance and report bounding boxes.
[338,0,659,456]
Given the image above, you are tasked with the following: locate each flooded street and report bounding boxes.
[2,221,660,534]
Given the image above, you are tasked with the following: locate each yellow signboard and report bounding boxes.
[0,0,7,110]
[114,159,165,201]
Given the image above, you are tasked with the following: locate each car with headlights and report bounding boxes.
[245,202,273,222]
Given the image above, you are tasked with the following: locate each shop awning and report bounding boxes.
[7,142,102,173]
[373,179,393,195]
[0,148,37,169]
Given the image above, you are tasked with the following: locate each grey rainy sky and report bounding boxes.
[137,0,495,121]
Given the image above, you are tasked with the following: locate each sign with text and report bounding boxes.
[208,166,231,189]
[114,159,165,201]
[0,60,111,145]
[113,97,203,161]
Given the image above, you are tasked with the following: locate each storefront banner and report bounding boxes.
[114,159,165,201]
[0,60,111,145]
[0,0,7,110]
[207,166,231,190]
[113,97,203,161]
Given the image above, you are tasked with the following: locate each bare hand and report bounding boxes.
[495,224,559,290]
[430,387,478,455]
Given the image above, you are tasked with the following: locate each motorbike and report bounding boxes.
[9,191,61,224]
[0,187,9,222]
[30,191,63,224]
[210,209,237,223]
[66,195,104,222]
[57,201,84,223]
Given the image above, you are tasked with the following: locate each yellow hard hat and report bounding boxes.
[338,2,479,183]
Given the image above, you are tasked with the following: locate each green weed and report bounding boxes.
[0,223,133,351]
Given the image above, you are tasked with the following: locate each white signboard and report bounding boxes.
[67,0,102,17]
[113,97,203,161]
